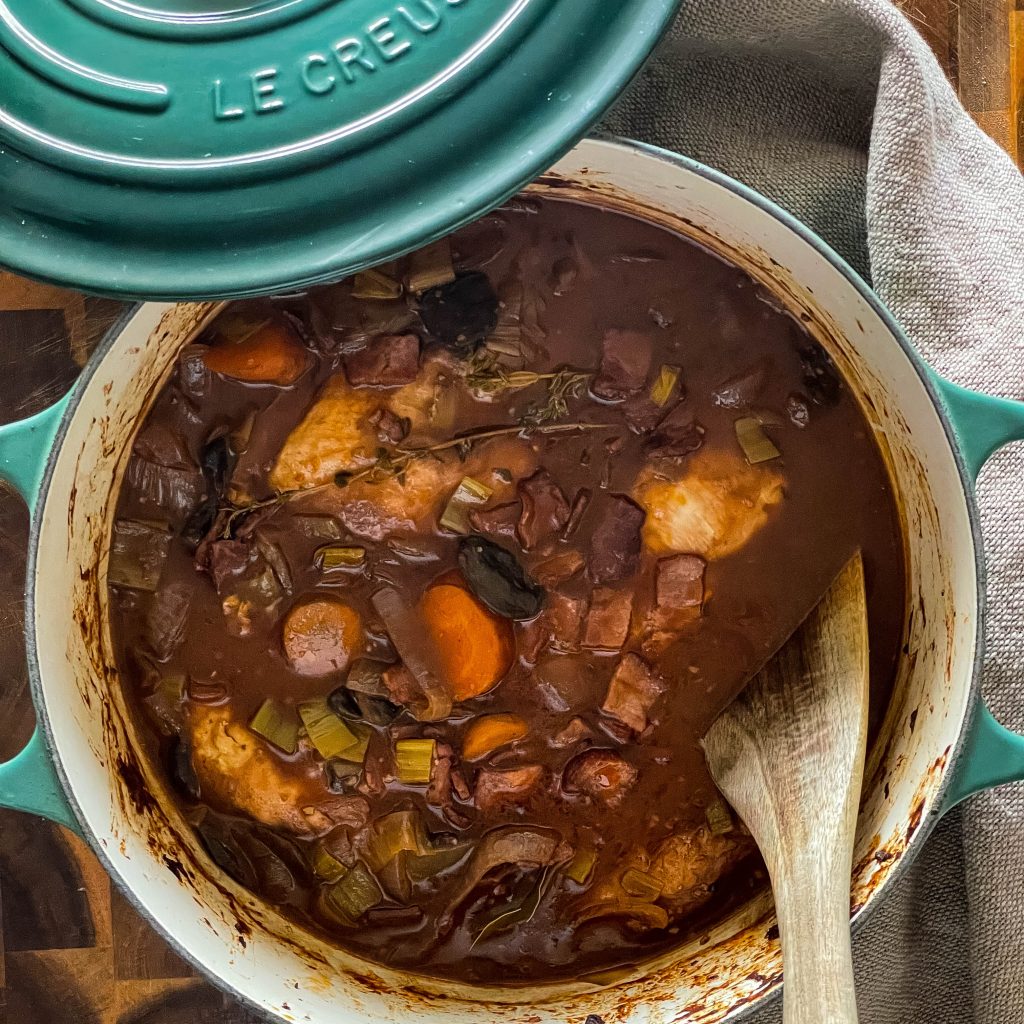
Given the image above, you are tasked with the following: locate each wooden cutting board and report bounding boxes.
[0,5,1017,1018]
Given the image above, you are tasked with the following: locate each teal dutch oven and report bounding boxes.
[0,137,1021,1022]
[0,0,680,300]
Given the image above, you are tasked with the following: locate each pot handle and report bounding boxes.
[933,376,1024,811]
[0,396,80,832]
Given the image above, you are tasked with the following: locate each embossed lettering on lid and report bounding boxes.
[0,0,680,298]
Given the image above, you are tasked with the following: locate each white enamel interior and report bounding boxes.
[29,137,979,1024]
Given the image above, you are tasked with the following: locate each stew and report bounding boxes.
[109,195,906,984]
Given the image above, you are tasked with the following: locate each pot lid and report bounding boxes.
[0,0,678,300]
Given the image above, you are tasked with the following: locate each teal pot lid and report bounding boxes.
[0,0,679,300]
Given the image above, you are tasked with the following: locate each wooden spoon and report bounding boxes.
[703,552,868,1024]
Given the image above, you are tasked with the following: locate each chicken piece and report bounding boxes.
[272,347,537,529]
[293,436,535,542]
[189,707,369,838]
[269,374,378,492]
[386,352,460,436]
[601,653,665,734]
[650,827,751,915]
[633,448,783,559]
[270,354,460,493]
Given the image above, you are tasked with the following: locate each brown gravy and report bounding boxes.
[108,196,905,984]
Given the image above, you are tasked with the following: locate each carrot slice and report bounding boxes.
[282,598,362,677]
[203,320,308,385]
[419,584,513,701]
[462,713,529,760]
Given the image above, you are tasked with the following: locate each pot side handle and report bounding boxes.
[0,397,81,833]
[933,376,1024,812]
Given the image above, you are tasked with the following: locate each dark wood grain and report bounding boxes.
[0,6,1014,1019]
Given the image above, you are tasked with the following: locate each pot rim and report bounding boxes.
[21,135,988,1022]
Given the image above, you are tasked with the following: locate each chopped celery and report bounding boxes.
[315,545,366,571]
[705,799,735,836]
[735,416,781,464]
[322,863,382,923]
[650,364,681,407]
[352,269,402,300]
[395,739,435,785]
[310,843,348,883]
[620,867,663,901]
[298,699,362,760]
[342,722,373,763]
[439,477,493,534]
[249,699,300,754]
[566,848,597,885]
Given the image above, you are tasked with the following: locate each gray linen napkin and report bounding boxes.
[604,2,1024,1021]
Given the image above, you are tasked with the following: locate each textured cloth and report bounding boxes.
[604,3,1024,1021]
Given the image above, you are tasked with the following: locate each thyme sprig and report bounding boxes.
[220,421,606,538]
[465,351,592,426]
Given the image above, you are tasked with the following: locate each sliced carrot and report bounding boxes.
[419,584,513,701]
[462,713,529,760]
[282,598,362,677]
[203,320,308,385]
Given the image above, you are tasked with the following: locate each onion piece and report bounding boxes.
[442,826,565,922]
[370,588,452,721]
[576,899,669,931]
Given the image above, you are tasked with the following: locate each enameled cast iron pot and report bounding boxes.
[1,137,1023,1024]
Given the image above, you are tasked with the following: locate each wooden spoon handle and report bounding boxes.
[775,852,859,1024]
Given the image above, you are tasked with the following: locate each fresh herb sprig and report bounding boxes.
[221,421,606,538]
